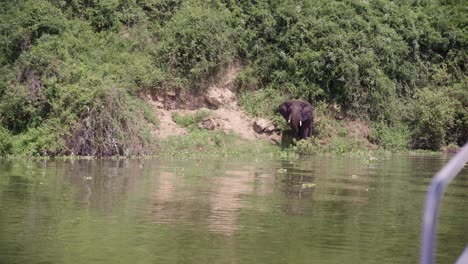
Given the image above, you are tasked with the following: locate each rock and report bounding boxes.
[264,124,276,134]
[268,133,282,144]
[153,100,164,109]
[205,89,223,108]
[204,87,236,109]
[253,118,274,134]
[198,117,219,130]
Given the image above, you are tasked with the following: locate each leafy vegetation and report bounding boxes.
[369,122,411,151]
[157,2,237,90]
[0,127,12,156]
[408,84,467,150]
[0,0,466,156]
[0,0,160,156]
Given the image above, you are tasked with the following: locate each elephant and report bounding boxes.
[279,100,314,140]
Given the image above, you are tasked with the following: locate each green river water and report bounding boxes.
[0,155,467,264]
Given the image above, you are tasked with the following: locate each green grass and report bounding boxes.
[157,130,280,158]
[171,109,212,130]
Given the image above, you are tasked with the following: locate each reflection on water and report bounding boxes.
[207,169,255,235]
[151,171,178,224]
[149,163,274,235]
[0,155,467,264]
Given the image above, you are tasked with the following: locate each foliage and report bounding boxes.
[156,2,237,90]
[0,0,65,65]
[10,124,65,156]
[51,0,185,30]
[233,0,466,151]
[66,87,156,156]
[234,66,261,92]
[0,1,161,156]
[238,87,286,118]
[290,139,321,155]
[0,127,12,156]
[0,0,466,156]
[369,122,411,151]
[288,136,370,156]
[408,84,467,150]
[230,0,466,122]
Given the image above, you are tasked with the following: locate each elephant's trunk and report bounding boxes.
[288,114,302,125]
[290,113,302,126]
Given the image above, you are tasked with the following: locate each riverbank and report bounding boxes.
[1,81,461,159]
[0,1,465,157]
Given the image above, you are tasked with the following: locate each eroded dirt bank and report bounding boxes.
[146,63,280,143]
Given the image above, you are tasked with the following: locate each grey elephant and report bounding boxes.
[279,100,314,140]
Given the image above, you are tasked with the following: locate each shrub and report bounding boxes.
[156,3,237,90]
[0,10,162,156]
[446,82,468,146]
[290,139,322,155]
[238,87,286,118]
[234,66,260,92]
[369,122,410,151]
[0,127,12,156]
[0,0,65,64]
[66,87,154,157]
[10,124,65,156]
[408,85,466,150]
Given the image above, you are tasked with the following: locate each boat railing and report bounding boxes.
[420,142,468,264]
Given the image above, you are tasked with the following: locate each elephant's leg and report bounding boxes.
[309,117,314,137]
[302,127,307,139]
[300,119,312,139]
[306,124,312,138]
[302,127,309,139]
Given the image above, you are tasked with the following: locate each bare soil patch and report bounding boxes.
[146,62,279,142]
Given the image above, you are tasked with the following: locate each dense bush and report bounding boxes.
[369,122,411,151]
[0,127,12,156]
[156,2,237,90]
[0,1,65,65]
[232,1,464,112]
[408,84,467,150]
[51,0,185,30]
[67,87,156,156]
[237,87,286,118]
[0,1,160,156]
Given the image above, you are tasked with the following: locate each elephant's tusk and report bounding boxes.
[299,121,302,127]
[288,119,291,123]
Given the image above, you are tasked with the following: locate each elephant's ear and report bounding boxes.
[279,101,290,120]
[301,102,313,121]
